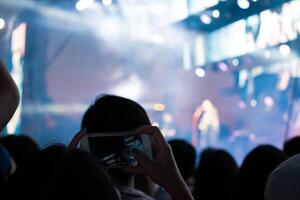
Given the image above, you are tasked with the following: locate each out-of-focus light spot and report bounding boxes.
[249,133,256,141]
[75,0,94,11]
[264,50,271,58]
[250,99,257,107]
[279,44,291,56]
[163,129,176,137]
[251,66,264,76]
[0,18,5,30]
[277,70,290,91]
[153,103,165,111]
[102,0,112,6]
[252,0,258,2]
[218,62,228,71]
[212,10,220,18]
[232,58,239,67]
[152,33,164,44]
[163,113,173,123]
[238,0,250,9]
[200,14,212,24]
[238,101,247,109]
[264,96,274,107]
[195,68,206,78]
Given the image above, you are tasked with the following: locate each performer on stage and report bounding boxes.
[192,100,220,148]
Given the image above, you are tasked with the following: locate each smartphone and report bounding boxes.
[80,132,152,168]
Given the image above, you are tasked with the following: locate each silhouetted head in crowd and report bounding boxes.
[46,149,120,200]
[0,145,14,194]
[81,95,151,187]
[234,145,287,200]
[284,136,300,157]
[168,139,196,181]
[0,135,39,168]
[193,148,238,200]
[3,144,67,200]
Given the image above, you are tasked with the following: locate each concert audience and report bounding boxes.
[193,148,238,200]
[283,136,300,157]
[233,145,287,200]
[0,135,40,169]
[1,58,299,200]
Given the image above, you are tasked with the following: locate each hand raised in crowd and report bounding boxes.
[132,125,194,200]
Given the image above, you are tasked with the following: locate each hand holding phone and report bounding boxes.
[80,132,152,168]
[131,126,194,200]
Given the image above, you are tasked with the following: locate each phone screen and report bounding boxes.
[87,134,145,168]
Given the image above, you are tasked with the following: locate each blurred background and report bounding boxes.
[1,0,300,163]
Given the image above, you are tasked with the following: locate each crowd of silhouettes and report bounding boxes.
[2,58,300,200]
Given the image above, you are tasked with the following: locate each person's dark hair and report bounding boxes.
[284,136,300,157]
[0,135,39,168]
[193,148,238,200]
[168,139,196,181]
[2,144,67,200]
[81,95,151,185]
[45,149,120,200]
[233,145,287,200]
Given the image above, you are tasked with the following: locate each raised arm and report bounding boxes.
[0,60,20,131]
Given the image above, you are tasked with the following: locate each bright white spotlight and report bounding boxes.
[152,33,164,44]
[195,68,206,78]
[102,0,112,6]
[264,96,274,107]
[75,0,93,11]
[237,0,250,9]
[0,18,5,30]
[279,44,291,56]
[200,14,212,24]
[212,10,220,18]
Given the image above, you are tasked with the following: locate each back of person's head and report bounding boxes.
[168,139,196,181]
[0,135,39,168]
[81,95,151,185]
[284,136,300,157]
[193,148,238,200]
[46,149,120,200]
[265,153,300,200]
[0,145,14,194]
[234,145,287,200]
[2,144,66,200]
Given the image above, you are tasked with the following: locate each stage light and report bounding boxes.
[152,33,164,44]
[250,99,257,107]
[0,18,5,30]
[212,10,220,18]
[279,44,291,56]
[218,62,228,71]
[102,0,112,6]
[264,96,274,107]
[195,68,206,78]
[238,101,247,109]
[75,0,93,11]
[237,0,250,9]
[200,14,212,24]
[153,103,165,111]
[232,58,239,67]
